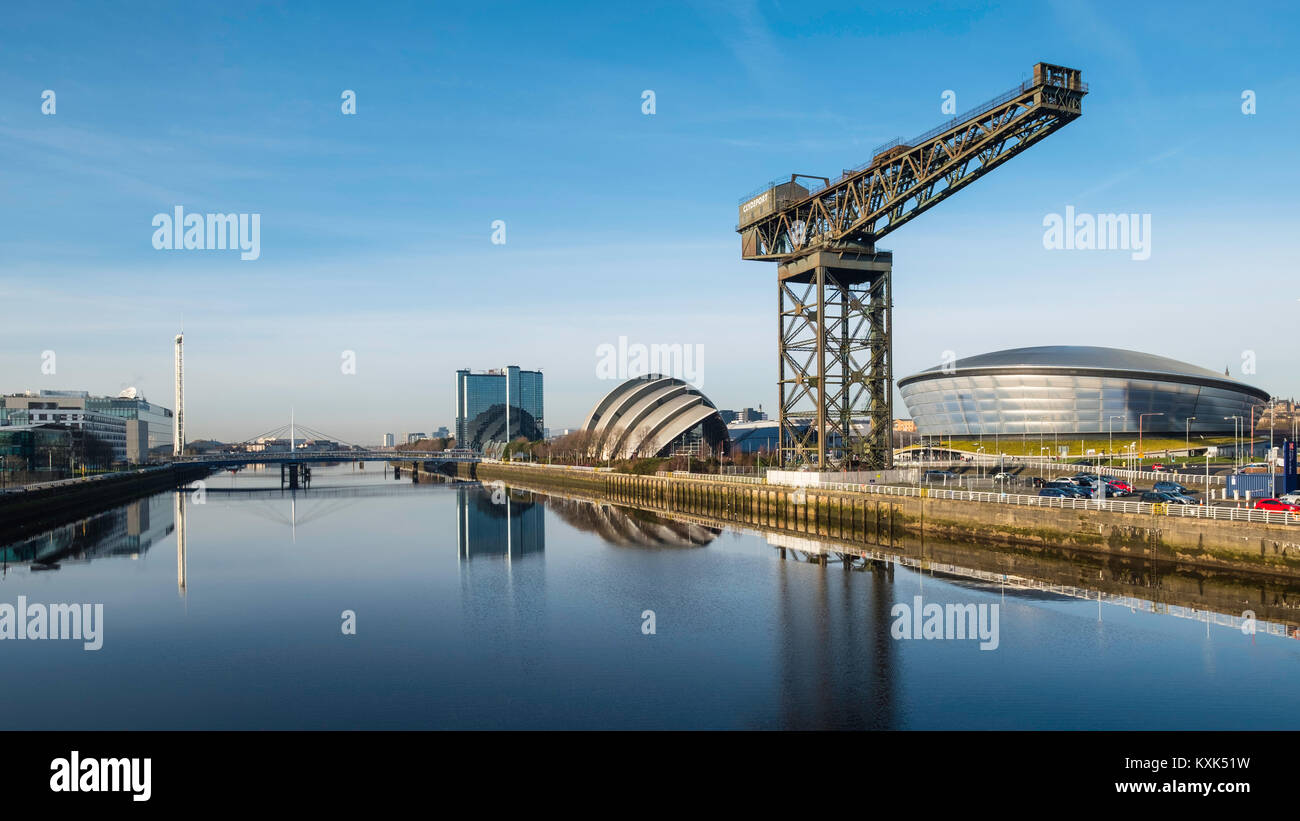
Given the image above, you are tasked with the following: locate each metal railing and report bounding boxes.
[658,469,1300,526]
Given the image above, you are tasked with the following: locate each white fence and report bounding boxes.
[660,470,1300,527]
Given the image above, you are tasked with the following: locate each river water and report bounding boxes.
[2,462,1297,730]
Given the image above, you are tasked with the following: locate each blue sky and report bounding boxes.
[1,0,1296,443]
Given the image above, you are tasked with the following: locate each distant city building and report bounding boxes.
[382,433,395,448]
[432,426,449,439]
[247,437,292,453]
[0,389,172,463]
[726,420,778,454]
[456,366,544,451]
[405,432,427,444]
[727,418,876,455]
[718,407,767,424]
[893,418,917,433]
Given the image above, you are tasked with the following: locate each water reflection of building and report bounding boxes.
[0,494,175,570]
[456,485,545,561]
[546,497,719,547]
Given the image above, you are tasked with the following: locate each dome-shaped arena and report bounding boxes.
[898,346,1269,436]
[580,375,729,460]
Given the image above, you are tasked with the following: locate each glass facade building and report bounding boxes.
[455,366,544,451]
[0,390,173,454]
[898,346,1269,436]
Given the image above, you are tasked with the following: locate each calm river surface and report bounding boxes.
[2,462,1298,730]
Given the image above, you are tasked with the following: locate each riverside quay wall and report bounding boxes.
[0,464,214,540]
[464,463,1300,577]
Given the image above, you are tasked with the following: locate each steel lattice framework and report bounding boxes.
[739,63,1086,470]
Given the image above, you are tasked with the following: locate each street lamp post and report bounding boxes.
[1138,413,1164,470]
[1109,415,1123,467]
[1270,398,1277,496]
[1185,416,1196,462]
[1225,416,1242,473]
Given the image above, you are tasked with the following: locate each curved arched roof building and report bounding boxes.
[581,375,729,460]
[898,346,1268,436]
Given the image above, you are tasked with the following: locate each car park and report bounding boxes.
[1039,487,1072,498]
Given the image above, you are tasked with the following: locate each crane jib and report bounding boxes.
[738,62,1086,262]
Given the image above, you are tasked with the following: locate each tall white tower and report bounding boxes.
[173,333,185,456]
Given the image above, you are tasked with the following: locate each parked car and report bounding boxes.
[1039,487,1073,498]
[1095,482,1130,497]
[991,471,1014,481]
[1255,498,1300,512]
[1279,492,1300,505]
[1141,490,1180,504]
[1154,481,1192,495]
[1029,477,1047,488]
[1045,481,1089,498]
[1150,463,1166,472]
[923,470,960,481]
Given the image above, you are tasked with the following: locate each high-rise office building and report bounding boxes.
[455,366,544,451]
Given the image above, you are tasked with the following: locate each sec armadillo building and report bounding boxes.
[898,346,1269,437]
[580,375,729,460]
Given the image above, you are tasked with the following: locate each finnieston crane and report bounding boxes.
[737,62,1087,471]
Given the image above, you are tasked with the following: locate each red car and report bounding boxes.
[1107,480,1133,494]
[1254,499,1300,512]
[1150,463,1165,472]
